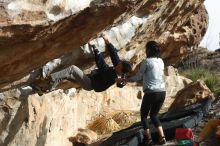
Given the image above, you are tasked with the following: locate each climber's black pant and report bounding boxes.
[141,91,166,130]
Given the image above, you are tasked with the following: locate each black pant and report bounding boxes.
[141,91,166,130]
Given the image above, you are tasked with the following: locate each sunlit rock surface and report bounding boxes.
[169,80,214,110]
[0,85,143,146]
[0,0,143,89]
[0,0,209,146]
[0,67,193,146]
[0,0,208,91]
[164,66,192,97]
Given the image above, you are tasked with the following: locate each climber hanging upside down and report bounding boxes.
[31,34,132,95]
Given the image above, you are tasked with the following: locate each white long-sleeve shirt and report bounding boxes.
[128,58,165,92]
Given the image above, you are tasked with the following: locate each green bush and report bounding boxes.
[180,68,220,93]
[205,74,220,93]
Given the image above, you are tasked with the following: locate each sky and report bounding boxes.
[200,0,220,51]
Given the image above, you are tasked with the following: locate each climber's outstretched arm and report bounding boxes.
[102,33,121,67]
[89,43,109,72]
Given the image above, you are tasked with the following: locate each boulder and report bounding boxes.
[0,0,208,92]
[0,1,210,146]
[164,66,192,97]
[169,80,215,110]
[165,75,192,97]
[69,128,98,145]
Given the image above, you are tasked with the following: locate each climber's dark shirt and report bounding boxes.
[89,43,122,92]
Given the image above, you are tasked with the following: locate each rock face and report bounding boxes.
[0,0,144,90]
[159,4,208,65]
[126,1,208,66]
[0,85,143,146]
[176,47,220,72]
[169,80,214,110]
[164,66,192,97]
[69,128,98,145]
[0,67,192,146]
[0,0,208,91]
[0,0,209,146]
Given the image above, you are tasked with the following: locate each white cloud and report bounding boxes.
[200,0,220,51]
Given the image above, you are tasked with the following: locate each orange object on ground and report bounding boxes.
[200,119,220,141]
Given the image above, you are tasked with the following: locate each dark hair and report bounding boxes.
[146,41,161,58]
[121,60,132,74]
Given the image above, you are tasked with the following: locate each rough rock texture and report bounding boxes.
[126,1,208,66]
[0,85,143,146]
[169,80,215,110]
[164,66,192,97]
[159,4,208,65]
[0,0,209,146]
[0,0,208,91]
[0,89,77,146]
[0,67,192,146]
[0,0,145,90]
[69,128,98,145]
[176,47,220,72]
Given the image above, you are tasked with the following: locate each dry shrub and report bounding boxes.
[112,111,138,128]
[88,111,139,135]
[88,116,120,135]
